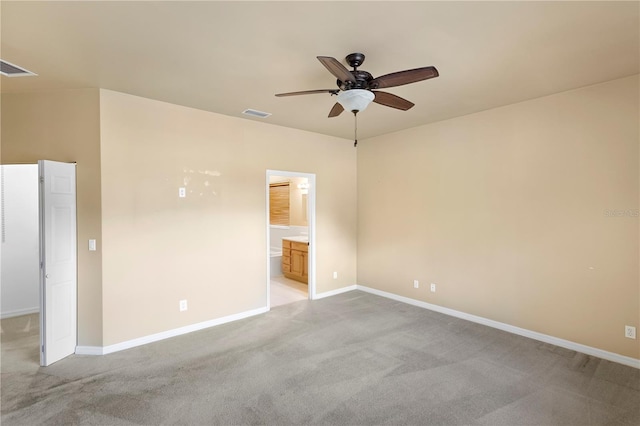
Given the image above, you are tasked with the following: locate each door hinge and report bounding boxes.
[39,176,44,183]
[41,345,44,353]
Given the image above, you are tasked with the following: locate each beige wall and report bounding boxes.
[358,75,639,359]
[99,90,357,345]
[1,89,103,346]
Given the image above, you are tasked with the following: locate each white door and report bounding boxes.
[39,160,77,366]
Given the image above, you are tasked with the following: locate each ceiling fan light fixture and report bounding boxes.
[337,89,374,113]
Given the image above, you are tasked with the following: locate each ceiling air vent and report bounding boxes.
[242,109,271,119]
[0,60,37,77]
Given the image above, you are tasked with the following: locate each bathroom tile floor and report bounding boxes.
[270,275,308,307]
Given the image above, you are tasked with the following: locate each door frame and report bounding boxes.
[266,170,316,308]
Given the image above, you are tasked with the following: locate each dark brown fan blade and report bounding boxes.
[328,102,344,118]
[369,66,439,89]
[372,91,415,111]
[275,89,338,97]
[317,56,356,83]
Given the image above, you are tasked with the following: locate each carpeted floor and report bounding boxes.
[1,291,639,425]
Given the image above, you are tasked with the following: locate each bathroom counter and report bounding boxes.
[282,236,309,244]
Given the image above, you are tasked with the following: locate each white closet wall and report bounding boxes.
[1,164,40,318]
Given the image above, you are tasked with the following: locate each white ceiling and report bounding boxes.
[1,1,638,140]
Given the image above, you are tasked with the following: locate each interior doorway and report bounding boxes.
[266,170,316,308]
[0,161,77,366]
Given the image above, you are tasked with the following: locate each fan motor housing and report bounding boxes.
[337,70,373,90]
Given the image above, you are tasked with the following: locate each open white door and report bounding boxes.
[39,160,77,366]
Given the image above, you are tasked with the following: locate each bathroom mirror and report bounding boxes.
[269,177,309,227]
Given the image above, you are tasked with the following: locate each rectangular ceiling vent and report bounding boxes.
[242,109,271,119]
[0,60,37,77]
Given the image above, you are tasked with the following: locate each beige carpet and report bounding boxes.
[2,291,639,425]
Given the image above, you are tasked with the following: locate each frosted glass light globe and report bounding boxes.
[337,89,375,113]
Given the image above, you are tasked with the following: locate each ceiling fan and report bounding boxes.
[275,53,439,118]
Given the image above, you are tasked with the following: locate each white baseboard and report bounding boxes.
[314,285,357,300]
[356,285,640,369]
[76,285,358,356]
[75,346,104,355]
[74,285,639,370]
[1,306,39,319]
[75,306,269,356]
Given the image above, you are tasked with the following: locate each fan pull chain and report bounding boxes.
[353,112,358,148]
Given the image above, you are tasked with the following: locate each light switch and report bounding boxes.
[88,239,96,251]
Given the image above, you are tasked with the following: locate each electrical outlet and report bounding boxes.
[333,271,338,279]
[413,280,419,289]
[625,325,636,339]
[179,187,186,198]
[179,300,188,312]
[430,283,436,293]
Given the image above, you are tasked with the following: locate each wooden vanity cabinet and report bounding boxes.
[282,239,308,284]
